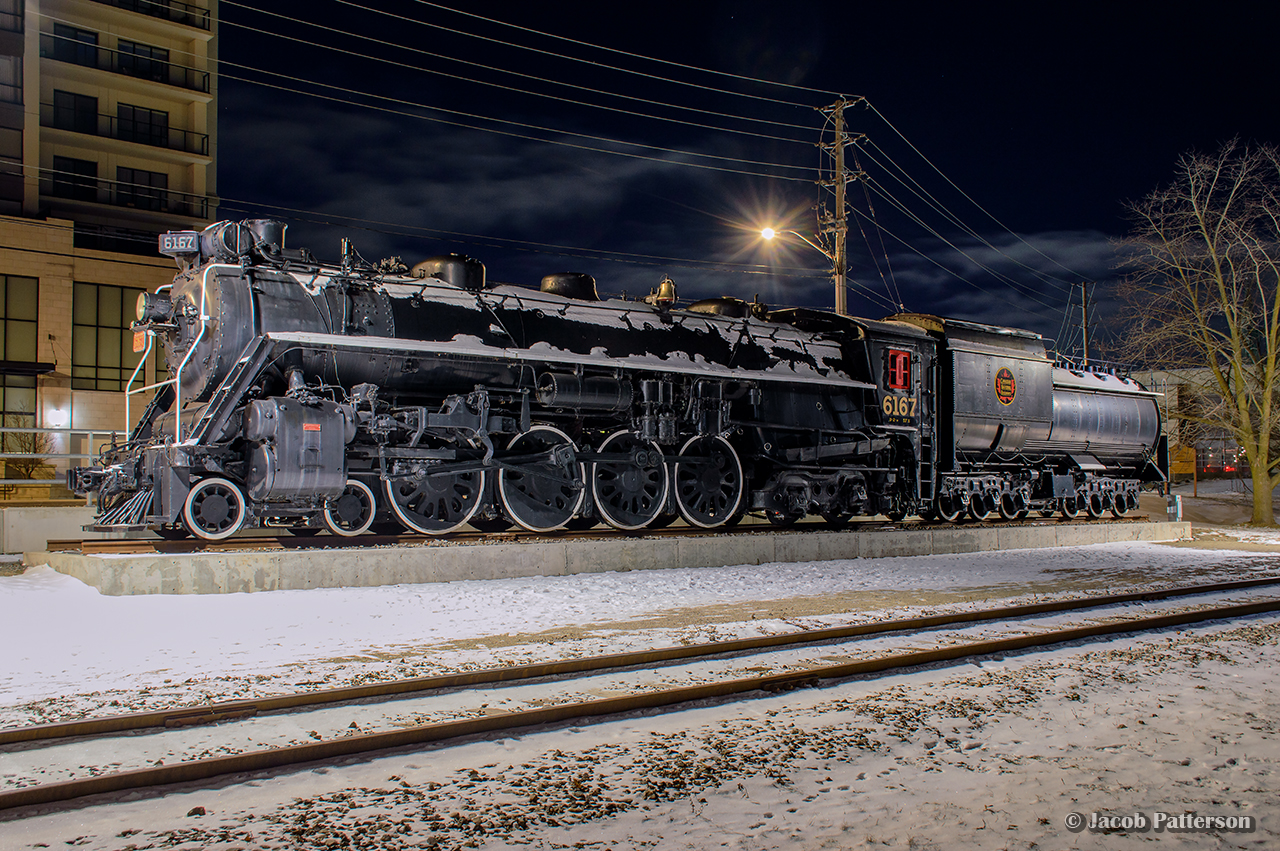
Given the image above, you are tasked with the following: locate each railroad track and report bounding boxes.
[1,573,1276,814]
[46,513,1155,556]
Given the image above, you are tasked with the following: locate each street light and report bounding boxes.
[760,228,847,315]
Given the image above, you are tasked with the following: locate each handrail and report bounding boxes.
[39,32,211,93]
[40,166,212,219]
[41,102,210,156]
[123,330,154,433]
[87,0,212,31]
[125,265,234,445]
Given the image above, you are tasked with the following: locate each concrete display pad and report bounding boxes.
[25,520,1192,596]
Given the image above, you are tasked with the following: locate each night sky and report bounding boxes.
[213,1,1278,358]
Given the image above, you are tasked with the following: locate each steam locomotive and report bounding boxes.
[68,220,1167,540]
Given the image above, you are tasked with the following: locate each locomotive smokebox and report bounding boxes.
[412,254,487,292]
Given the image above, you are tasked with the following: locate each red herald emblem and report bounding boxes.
[994,367,1016,405]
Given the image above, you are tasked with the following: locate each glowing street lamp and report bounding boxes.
[759,227,847,315]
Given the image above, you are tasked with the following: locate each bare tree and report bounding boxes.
[1120,140,1280,525]
[1,409,54,482]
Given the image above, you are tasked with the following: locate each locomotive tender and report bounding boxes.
[68,220,1166,540]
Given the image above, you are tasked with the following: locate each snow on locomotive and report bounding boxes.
[67,220,1166,540]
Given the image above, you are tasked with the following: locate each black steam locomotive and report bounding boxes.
[68,220,1166,540]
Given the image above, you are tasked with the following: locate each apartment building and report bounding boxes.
[0,0,216,488]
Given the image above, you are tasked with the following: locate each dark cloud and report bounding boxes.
[214,1,1280,363]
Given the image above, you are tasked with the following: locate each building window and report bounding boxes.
[0,274,38,424]
[117,103,168,147]
[0,55,20,103]
[53,90,99,135]
[52,156,98,202]
[52,24,99,67]
[116,166,167,211]
[117,40,169,84]
[0,0,22,34]
[72,282,149,392]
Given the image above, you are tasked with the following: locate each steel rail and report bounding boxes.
[2,596,1277,813]
[44,514,1154,555]
[4,574,1278,750]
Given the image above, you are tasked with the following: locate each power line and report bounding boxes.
[341,0,844,107]
[217,195,819,276]
[221,71,816,182]
[861,179,1065,313]
[865,101,1086,281]
[860,139,1075,292]
[220,1,823,139]
[848,204,1064,323]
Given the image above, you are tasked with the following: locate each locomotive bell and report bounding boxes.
[644,276,677,308]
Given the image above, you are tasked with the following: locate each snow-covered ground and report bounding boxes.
[2,539,1279,849]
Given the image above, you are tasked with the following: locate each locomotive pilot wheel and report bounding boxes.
[182,477,248,541]
[498,426,586,532]
[384,464,486,535]
[322,479,377,537]
[674,435,745,529]
[592,431,668,531]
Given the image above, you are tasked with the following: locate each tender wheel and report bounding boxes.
[499,426,585,532]
[935,494,965,523]
[1111,493,1133,518]
[766,509,802,527]
[1059,496,1080,519]
[323,479,377,537]
[384,463,485,535]
[674,435,745,529]
[182,477,248,541]
[998,493,1023,521]
[821,511,853,529]
[968,493,994,522]
[592,431,668,530]
[1086,492,1106,519]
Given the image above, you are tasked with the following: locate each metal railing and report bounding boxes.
[88,0,211,31]
[41,103,209,155]
[40,32,211,93]
[40,167,210,218]
[0,426,119,489]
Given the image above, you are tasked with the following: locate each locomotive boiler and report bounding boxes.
[68,220,1166,540]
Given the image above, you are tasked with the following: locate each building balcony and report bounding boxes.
[87,0,212,32]
[40,168,210,219]
[40,32,210,93]
[41,102,209,156]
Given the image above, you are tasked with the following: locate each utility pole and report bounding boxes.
[1080,281,1090,368]
[818,98,856,316]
